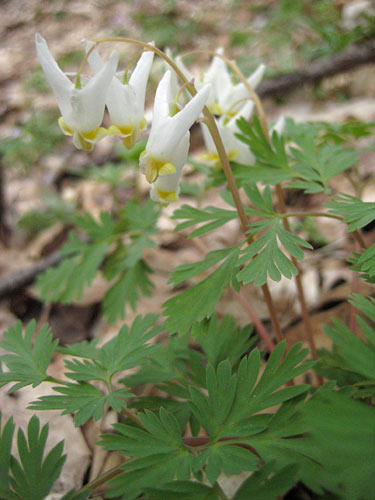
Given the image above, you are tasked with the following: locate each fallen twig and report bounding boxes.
[0,250,62,300]
[257,40,375,98]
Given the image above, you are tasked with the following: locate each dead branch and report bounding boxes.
[0,250,62,300]
[257,40,375,98]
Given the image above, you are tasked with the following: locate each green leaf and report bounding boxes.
[28,382,130,426]
[163,247,241,334]
[144,481,217,500]
[202,442,258,484]
[60,490,91,500]
[172,204,237,238]
[243,184,275,216]
[323,318,375,380]
[191,314,255,369]
[301,388,375,500]
[64,314,162,383]
[349,243,375,283]
[234,462,298,500]
[73,211,114,240]
[29,316,160,425]
[169,247,238,286]
[120,199,160,233]
[0,414,15,495]
[237,219,312,286]
[18,190,76,235]
[103,260,154,323]
[317,295,375,396]
[36,200,159,321]
[0,321,58,392]
[9,416,66,500]
[189,343,312,440]
[101,409,203,499]
[325,193,375,232]
[287,139,358,194]
[189,360,237,439]
[236,116,290,172]
[36,236,109,303]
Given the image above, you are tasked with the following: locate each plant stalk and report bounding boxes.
[91,38,284,345]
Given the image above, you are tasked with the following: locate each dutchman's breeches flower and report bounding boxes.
[175,48,265,119]
[140,71,210,203]
[35,34,118,151]
[87,42,154,149]
[201,100,255,166]
[149,134,190,204]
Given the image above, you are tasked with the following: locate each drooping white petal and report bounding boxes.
[147,82,210,161]
[152,70,174,125]
[247,64,266,90]
[226,101,254,127]
[87,44,137,127]
[222,64,265,115]
[203,48,232,107]
[170,83,210,140]
[35,33,73,118]
[68,50,118,132]
[201,100,255,166]
[150,133,190,203]
[129,45,154,112]
[140,73,209,187]
[270,116,286,137]
[86,41,104,73]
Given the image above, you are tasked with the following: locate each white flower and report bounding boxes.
[140,70,210,203]
[201,101,255,166]
[174,48,265,118]
[270,116,286,137]
[149,134,189,204]
[35,33,118,150]
[87,42,154,149]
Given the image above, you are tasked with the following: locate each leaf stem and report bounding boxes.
[275,184,323,384]
[78,462,126,493]
[231,287,276,352]
[45,376,67,385]
[121,407,145,428]
[278,211,342,220]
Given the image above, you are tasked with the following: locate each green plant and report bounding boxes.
[1,33,375,500]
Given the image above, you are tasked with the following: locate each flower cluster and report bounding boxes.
[35,35,283,204]
[174,49,266,167]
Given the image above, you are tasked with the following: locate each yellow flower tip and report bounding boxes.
[122,135,136,150]
[107,124,143,150]
[140,117,147,131]
[82,128,101,141]
[141,154,176,183]
[145,163,159,183]
[209,102,223,116]
[74,133,94,151]
[157,188,179,204]
[228,150,239,160]
[158,162,176,176]
[58,117,73,136]
[201,150,238,167]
